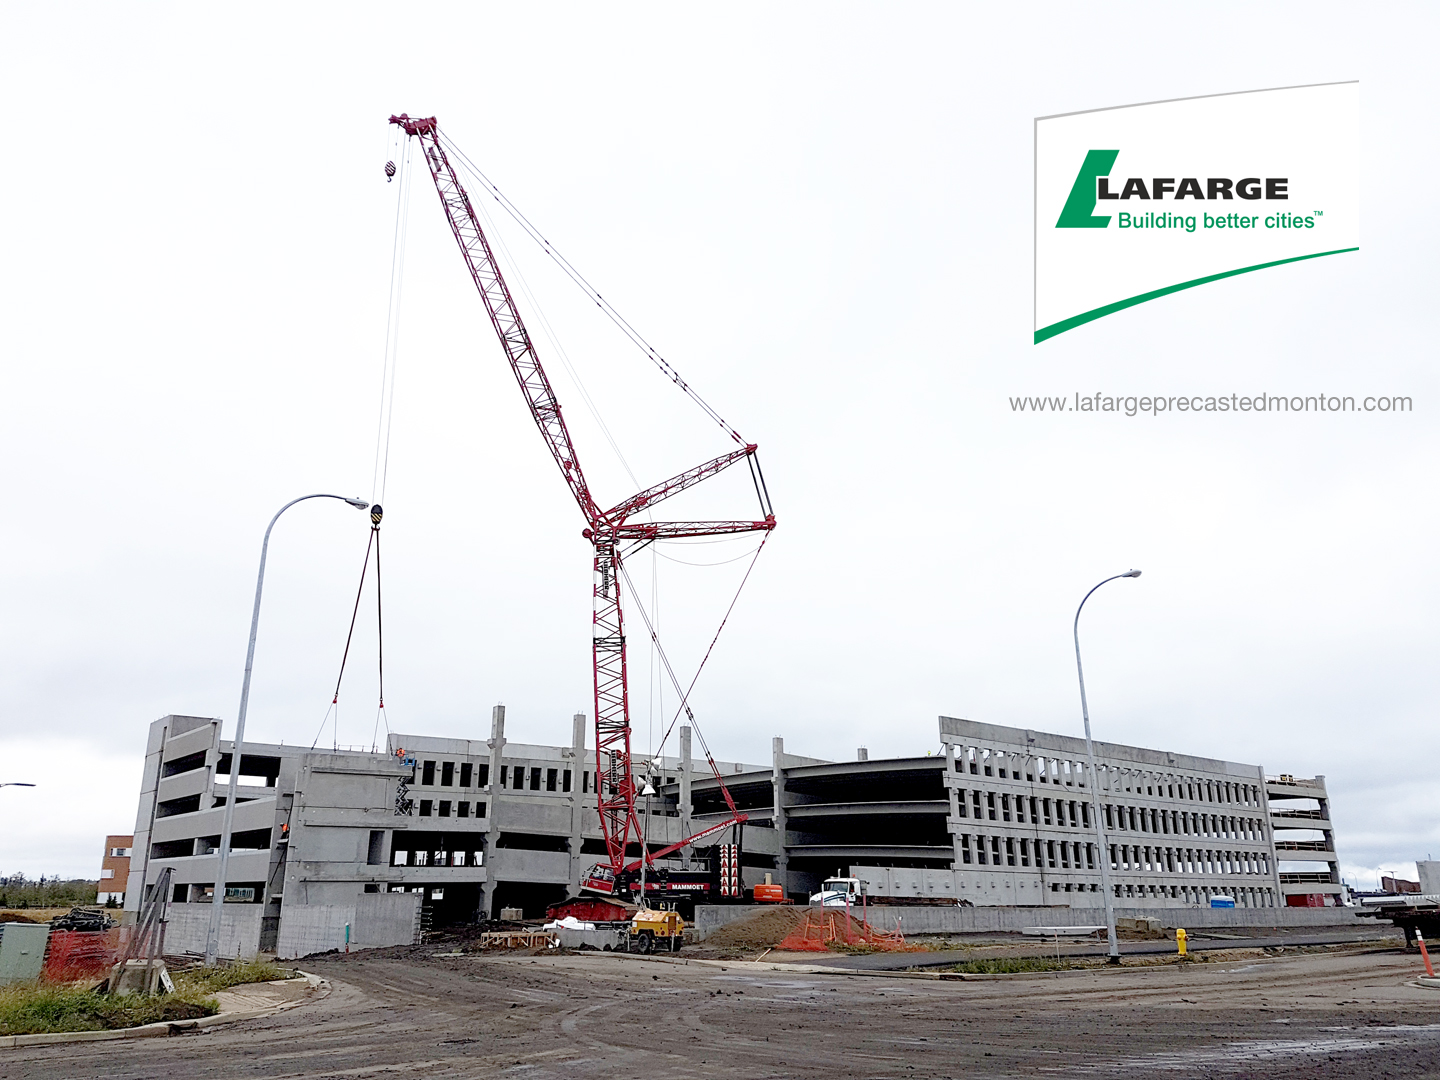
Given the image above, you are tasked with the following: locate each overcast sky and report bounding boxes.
[2,3,1434,888]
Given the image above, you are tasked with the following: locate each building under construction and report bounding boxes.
[124,710,1341,958]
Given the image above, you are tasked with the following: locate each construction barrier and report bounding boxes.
[777,910,914,953]
[41,929,121,982]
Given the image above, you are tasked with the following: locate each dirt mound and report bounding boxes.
[777,908,914,952]
[703,907,913,952]
[702,907,810,950]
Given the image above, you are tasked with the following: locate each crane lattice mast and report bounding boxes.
[390,114,774,892]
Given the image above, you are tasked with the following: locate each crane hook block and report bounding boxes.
[385,161,396,182]
[371,504,384,526]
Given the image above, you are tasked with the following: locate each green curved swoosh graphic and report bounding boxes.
[1034,247,1359,344]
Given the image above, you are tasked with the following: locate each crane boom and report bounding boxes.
[389,114,603,526]
[391,114,775,897]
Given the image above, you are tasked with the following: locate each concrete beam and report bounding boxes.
[784,801,950,819]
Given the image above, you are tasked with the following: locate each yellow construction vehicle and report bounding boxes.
[628,908,685,953]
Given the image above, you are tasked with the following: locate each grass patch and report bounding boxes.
[933,956,1077,975]
[0,983,217,1036]
[0,958,297,1035]
[176,957,293,994]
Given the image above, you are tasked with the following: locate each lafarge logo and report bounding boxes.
[1035,84,1357,343]
[1057,150,1311,232]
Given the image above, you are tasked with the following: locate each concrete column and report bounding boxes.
[1315,774,1339,886]
[481,704,506,918]
[679,725,693,870]
[944,742,963,868]
[772,736,789,895]
[568,712,586,890]
[1257,764,1284,905]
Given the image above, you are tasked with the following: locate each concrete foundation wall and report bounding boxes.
[276,893,423,959]
[355,892,423,948]
[277,903,354,960]
[693,902,1364,940]
[163,903,263,959]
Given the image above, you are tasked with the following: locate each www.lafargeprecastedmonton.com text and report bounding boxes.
[1010,393,1412,418]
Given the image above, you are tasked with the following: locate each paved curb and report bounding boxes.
[0,973,326,1049]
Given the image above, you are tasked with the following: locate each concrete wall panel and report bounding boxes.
[355,892,422,947]
[492,849,570,883]
[160,721,218,763]
[276,903,356,959]
[163,903,263,959]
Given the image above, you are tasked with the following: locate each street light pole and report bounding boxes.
[205,493,368,966]
[0,783,37,788]
[1074,569,1141,965]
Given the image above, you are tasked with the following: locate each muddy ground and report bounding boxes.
[6,942,1440,1078]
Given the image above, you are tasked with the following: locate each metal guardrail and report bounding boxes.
[1266,775,1322,788]
[1274,840,1333,851]
[1279,872,1335,884]
[1270,809,1326,820]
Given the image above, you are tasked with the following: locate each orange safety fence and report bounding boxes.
[41,929,123,982]
[777,909,917,953]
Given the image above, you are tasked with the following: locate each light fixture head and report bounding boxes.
[640,781,657,797]
[344,497,370,510]
[1122,569,1142,578]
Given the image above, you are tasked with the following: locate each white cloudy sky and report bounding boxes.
[2,3,1434,888]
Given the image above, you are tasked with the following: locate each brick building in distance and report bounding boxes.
[98,834,132,906]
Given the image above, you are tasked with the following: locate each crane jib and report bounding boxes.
[391,112,774,890]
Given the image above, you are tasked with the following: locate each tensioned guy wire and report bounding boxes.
[465,174,642,492]
[438,133,745,445]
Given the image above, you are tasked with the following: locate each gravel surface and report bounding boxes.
[5,944,1439,1078]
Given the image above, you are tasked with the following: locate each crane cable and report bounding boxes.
[616,534,768,775]
[372,134,413,506]
[318,119,407,751]
[312,507,387,751]
[375,510,386,734]
[438,132,745,446]
[463,169,642,492]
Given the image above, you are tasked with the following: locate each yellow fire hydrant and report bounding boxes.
[1176,928,1188,957]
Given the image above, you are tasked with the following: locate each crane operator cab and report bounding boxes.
[581,864,617,895]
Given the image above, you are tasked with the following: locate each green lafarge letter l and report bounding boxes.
[1055,150,1119,228]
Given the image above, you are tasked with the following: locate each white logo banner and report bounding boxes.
[1034,82,1359,343]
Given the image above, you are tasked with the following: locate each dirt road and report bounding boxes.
[5,946,1439,1078]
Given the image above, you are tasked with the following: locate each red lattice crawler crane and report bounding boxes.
[391,114,774,899]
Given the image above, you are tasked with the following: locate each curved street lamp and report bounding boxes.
[205,493,369,966]
[1074,569,1141,964]
[0,782,36,788]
